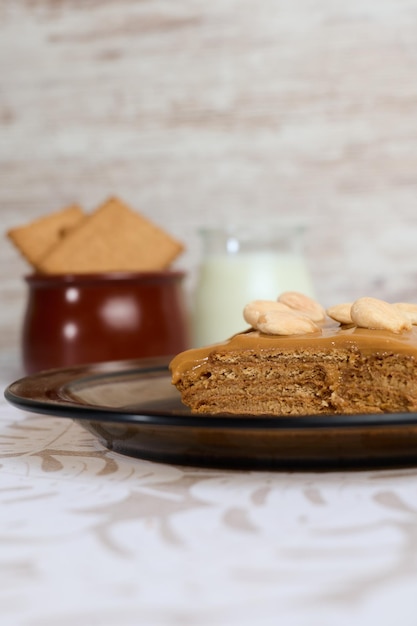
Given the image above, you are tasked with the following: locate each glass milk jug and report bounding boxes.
[192,223,315,347]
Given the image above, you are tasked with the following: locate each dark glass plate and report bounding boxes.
[5,357,417,470]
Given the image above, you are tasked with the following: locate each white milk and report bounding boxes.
[192,251,315,347]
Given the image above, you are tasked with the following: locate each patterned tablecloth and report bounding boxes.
[1,349,417,626]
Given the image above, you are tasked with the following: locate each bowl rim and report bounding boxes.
[24,270,186,286]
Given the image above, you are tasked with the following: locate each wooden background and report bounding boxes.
[2,0,417,354]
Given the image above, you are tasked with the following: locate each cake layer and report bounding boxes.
[170,325,417,416]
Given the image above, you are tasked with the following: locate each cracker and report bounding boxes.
[37,197,184,274]
[7,204,85,270]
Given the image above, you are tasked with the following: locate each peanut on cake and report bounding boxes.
[170,292,417,416]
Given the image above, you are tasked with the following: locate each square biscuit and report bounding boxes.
[7,204,85,270]
[37,197,184,274]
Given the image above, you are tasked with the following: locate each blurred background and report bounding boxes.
[2,0,417,358]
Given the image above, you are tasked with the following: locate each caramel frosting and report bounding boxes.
[170,323,417,384]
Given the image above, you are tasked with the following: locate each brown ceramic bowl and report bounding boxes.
[22,271,189,374]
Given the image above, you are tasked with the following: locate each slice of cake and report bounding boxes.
[170,293,417,416]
